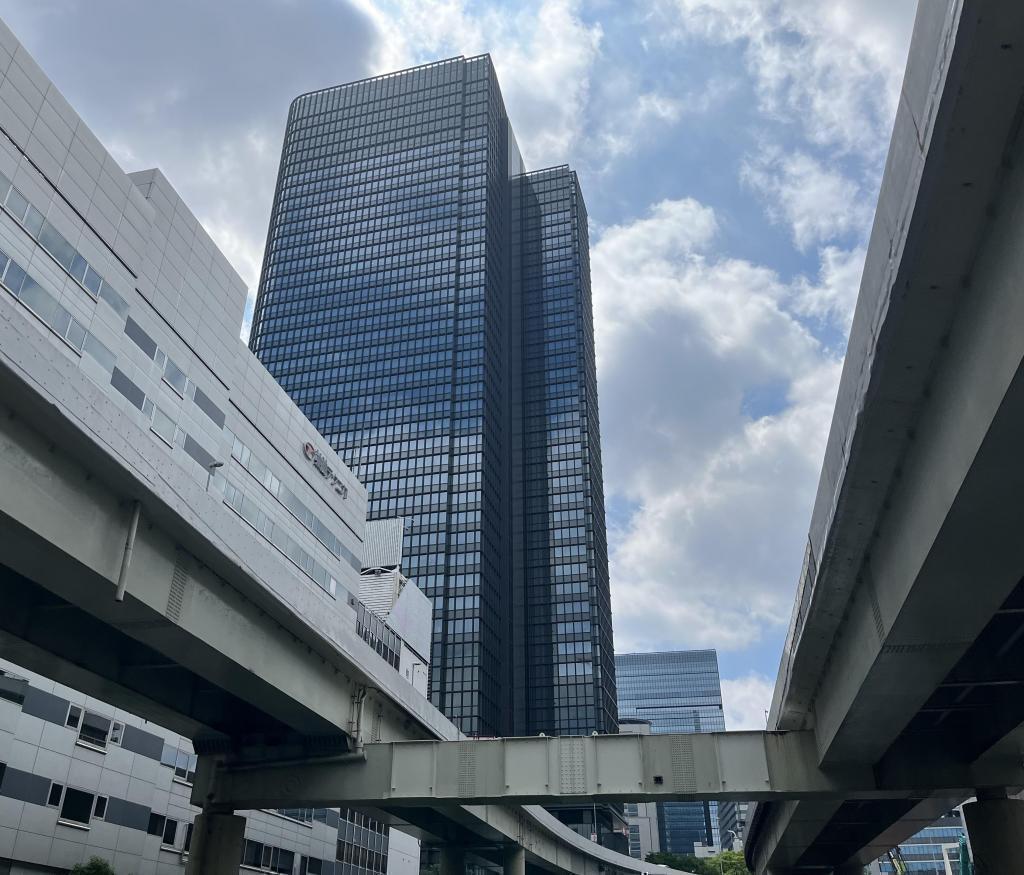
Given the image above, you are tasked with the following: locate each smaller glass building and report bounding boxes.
[876,809,966,874]
[615,650,726,855]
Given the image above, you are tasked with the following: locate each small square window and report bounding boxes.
[78,711,111,748]
[59,787,94,825]
[47,782,63,807]
[148,812,166,837]
[163,358,187,395]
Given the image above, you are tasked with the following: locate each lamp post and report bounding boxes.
[720,830,738,875]
[206,460,224,491]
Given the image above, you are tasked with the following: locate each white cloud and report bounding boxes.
[594,199,849,653]
[659,0,916,157]
[355,0,603,168]
[0,0,381,337]
[791,244,866,332]
[741,149,871,251]
[722,672,775,730]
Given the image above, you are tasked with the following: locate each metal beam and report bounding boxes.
[202,732,1024,811]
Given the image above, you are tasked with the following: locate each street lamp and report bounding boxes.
[206,460,224,491]
[719,831,739,875]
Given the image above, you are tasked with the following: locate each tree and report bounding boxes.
[712,850,753,875]
[645,851,715,874]
[644,850,752,875]
[71,858,117,875]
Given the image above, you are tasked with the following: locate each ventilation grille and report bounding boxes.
[458,742,477,797]
[671,735,697,793]
[559,738,586,794]
[166,551,189,622]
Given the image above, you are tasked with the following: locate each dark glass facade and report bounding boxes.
[876,810,966,874]
[249,56,616,740]
[616,650,726,855]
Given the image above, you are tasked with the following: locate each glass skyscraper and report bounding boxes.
[616,650,727,856]
[249,56,616,742]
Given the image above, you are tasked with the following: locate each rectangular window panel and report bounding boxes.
[192,384,226,428]
[98,281,128,318]
[163,357,187,394]
[47,782,63,807]
[66,705,82,728]
[39,220,76,269]
[148,813,166,837]
[59,787,94,825]
[110,368,147,412]
[83,333,116,373]
[78,711,111,747]
[151,406,176,445]
[183,434,216,469]
[93,796,107,819]
[162,818,178,846]
[243,840,263,866]
[124,316,158,359]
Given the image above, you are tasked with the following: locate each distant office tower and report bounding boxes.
[616,650,726,855]
[250,56,616,741]
[718,800,748,850]
[876,809,967,874]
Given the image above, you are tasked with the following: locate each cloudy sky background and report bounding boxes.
[0,0,920,730]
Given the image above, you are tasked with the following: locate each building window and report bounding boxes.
[77,710,113,749]
[162,818,178,847]
[93,796,108,820]
[160,743,198,784]
[51,786,97,827]
[66,705,81,728]
[148,813,166,837]
[242,840,295,873]
[300,857,323,874]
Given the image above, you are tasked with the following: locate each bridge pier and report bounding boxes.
[963,790,1024,874]
[439,845,466,875]
[503,845,525,875]
[184,809,246,875]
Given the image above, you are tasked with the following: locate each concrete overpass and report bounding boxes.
[744,0,1024,871]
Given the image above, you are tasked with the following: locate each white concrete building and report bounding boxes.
[0,14,422,875]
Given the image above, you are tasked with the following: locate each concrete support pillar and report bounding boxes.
[963,790,1024,874]
[439,846,465,875]
[503,845,526,875]
[184,810,246,875]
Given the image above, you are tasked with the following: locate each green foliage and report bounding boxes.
[645,849,751,875]
[71,857,117,875]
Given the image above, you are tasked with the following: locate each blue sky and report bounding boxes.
[0,0,919,729]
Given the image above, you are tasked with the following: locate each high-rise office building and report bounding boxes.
[615,650,727,856]
[249,56,616,742]
[874,809,966,874]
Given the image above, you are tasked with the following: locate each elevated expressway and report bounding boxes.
[743,0,1024,871]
